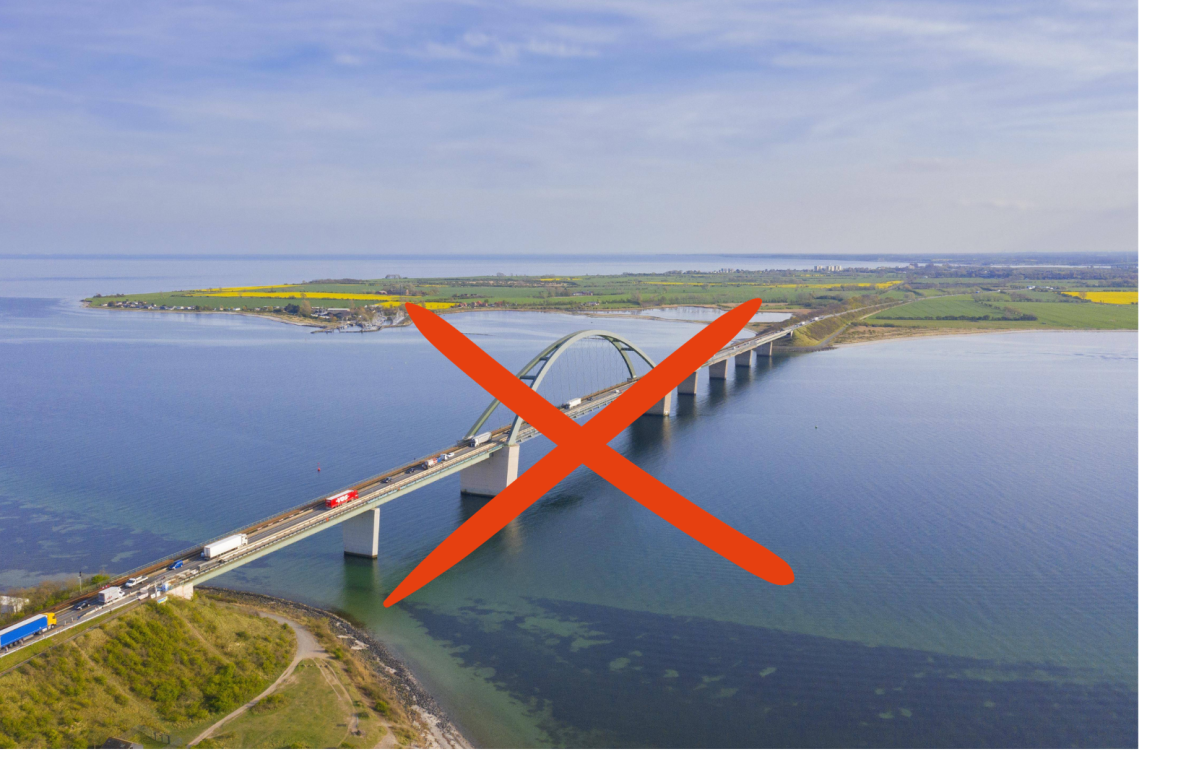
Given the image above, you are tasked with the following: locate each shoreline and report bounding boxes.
[828,325,1139,349]
[199,586,472,749]
[79,300,1136,348]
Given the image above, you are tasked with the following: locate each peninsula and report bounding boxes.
[84,262,1138,346]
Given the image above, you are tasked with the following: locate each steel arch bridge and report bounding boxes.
[463,329,658,446]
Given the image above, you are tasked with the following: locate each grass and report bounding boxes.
[874,296,1000,320]
[83,270,910,315]
[198,659,390,748]
[867,295,1138,330]
[0,596,294,748]
[199,591,421,748]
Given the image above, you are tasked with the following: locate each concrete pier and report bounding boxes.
[709,359,729,380]
[644,393,672,417]
[343,507,380,558]
[735,350,753,367]
[167,583,194,600]
[677,370,700,395]
[755,341,774,358]
[460,445,520,497]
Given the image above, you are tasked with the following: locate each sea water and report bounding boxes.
[0,258,1136,747]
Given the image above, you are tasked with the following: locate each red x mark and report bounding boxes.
[383,300,794,606]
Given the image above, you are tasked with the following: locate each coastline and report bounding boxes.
[199,586,472,749]
[828,325,1139,349]
[77,298,1138,353]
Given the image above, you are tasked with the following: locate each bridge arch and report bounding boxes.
[464,330,657,446]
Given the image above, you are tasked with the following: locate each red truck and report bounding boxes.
[325,489,359,508]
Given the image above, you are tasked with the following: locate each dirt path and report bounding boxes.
[187,611,324,747]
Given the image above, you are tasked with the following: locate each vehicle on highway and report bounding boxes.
[1,612,56,651]
[97,587,123,604]
[123,576,147,589]
[404,466,422,475]
[169,560,184,570]
[202,533,248,560]
[462,432,491,447]
[563,397,582,410]
[325,489,359,508]
[382,476,392,484]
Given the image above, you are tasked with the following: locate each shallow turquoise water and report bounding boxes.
[0,263,1136,747]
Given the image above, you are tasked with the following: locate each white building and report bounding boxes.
[0,595,29,614]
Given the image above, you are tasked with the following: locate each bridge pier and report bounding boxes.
[644,393,672,417]
[709,359,729,380]
[461,445,520,497]
[735,350,753,367]
[755,341,773,358]
[343,507,380,559]
[678,370,700,395]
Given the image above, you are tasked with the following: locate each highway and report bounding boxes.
[3,303,886,657]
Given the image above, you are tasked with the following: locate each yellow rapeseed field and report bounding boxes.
[1062,291,1138,305]
[185,287,458,309]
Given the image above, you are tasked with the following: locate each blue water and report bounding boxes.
[0,259,1137,747]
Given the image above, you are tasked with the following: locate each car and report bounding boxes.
[382,477,392,484]
[168,560,184,570]
[404,466,421,475]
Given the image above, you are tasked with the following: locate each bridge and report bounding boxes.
[4,307,842,655]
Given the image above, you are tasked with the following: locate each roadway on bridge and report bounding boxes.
[4,304,881,656]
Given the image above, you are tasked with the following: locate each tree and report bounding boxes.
[298,299,312,317]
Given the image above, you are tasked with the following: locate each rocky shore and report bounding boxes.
[199,587,471,749]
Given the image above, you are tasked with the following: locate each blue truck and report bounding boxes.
[0,612,57,651]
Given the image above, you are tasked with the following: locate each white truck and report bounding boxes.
[97,587,123,604]
[202,534,248,560]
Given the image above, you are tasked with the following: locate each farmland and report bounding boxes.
[83,263,1137,346]
[862,293,1138,332]
[83,269,910,320]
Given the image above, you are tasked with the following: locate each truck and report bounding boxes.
[97,587,123,604]
[462,432,491,447]
[325,489,359,508]
[202,533,248,559]
[563,398,582,410]
[0,612,56,651]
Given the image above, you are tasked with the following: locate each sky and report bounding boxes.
[0,1,1137,254]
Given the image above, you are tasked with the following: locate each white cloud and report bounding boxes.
[0,0,1137,252]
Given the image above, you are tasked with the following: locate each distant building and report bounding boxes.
[0,595,28,614]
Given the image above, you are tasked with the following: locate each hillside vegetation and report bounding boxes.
[0,596,293,748]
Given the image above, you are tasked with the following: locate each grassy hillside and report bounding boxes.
[0,596,293,748]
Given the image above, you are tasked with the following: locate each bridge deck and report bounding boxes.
[5,307,867,656]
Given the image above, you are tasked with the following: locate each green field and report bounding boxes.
[867,294,1137,330]
[83,270,908,315]
[0,596,293,748]
[81,266,1136,342]
[197,659,392,748]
